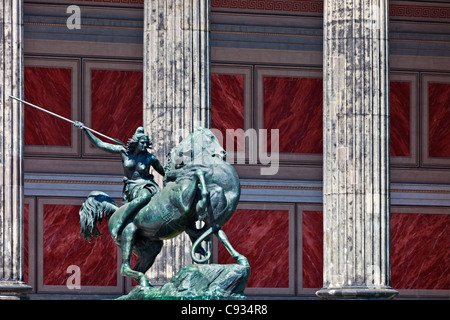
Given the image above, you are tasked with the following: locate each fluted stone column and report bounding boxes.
[0,0,32,299]
[143,0,211,283]
[317,0,398,299]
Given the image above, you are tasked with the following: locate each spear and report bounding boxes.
[9,95,125,146]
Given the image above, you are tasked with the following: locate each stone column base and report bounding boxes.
[316,286,398,300]
[0,280,32,300]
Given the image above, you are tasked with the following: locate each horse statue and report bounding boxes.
[78,127,245,287]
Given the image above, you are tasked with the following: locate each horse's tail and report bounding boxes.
[191,223,248,267]
[79,191,118,242]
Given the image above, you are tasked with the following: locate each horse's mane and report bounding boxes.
[164,164,211,184]
[163,127,225,186]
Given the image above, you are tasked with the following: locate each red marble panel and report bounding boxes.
[24,67,72,146]
[43,204,117,286]
[24,204,29,284]
[218,209,290,288]
[91,69,143,146]
[211,74,245,151]
[391,213,449,290]
[263,76,323,154]
[428,82,450,158]
[390,81,411,157]
[131,254,139,287]
[302,211,323,288]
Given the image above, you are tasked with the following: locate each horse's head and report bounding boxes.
[190,127,226,162]
[165,127,226,171]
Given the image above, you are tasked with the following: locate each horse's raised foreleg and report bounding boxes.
[120,222,150,287]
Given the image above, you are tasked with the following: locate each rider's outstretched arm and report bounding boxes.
[74,121,124,154]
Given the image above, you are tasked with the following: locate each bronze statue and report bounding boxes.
[76,126,245,289]
[75,122,165,240]
[12,96,249,299]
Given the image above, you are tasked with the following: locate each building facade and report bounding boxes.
[1,0,448,299]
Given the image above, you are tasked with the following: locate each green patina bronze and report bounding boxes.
[118,258,250,300]
[75,124,249,299]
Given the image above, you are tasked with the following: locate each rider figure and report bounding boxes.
[74,122,165,239]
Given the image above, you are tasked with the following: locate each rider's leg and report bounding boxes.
[111,188,151,239]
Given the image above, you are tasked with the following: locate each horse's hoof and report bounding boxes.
[140,277,151,287]
[235,255,249,267]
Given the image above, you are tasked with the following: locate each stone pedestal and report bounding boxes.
[0,0,32,299]
[118,260,250,300]
[317,0,398,299]
[142,0,211,283]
